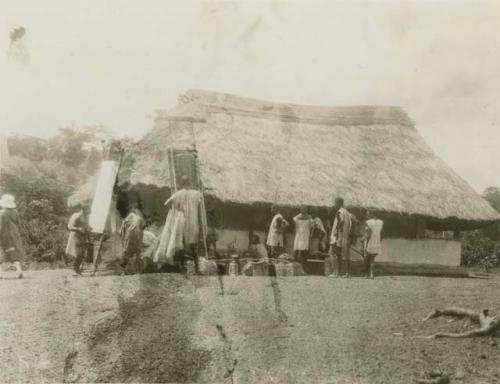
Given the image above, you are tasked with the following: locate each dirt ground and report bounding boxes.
[0,269,499,384]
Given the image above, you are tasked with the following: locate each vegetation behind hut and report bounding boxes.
[461,186,500,269]
[1,125,113,265]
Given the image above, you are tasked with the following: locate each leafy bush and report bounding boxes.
[2,126,115,266]
[21,199,68,262]
[461,230,500,270]
[460,186,500,269]
[1,173,71,263]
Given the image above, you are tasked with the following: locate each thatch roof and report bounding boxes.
[72,90,499,225]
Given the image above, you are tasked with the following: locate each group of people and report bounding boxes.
[65,201,147,276]
[0,176,383,279]
[63,174,204,276]
[146,176,385,279]
[63,182,383,278]
[266,197,384,279]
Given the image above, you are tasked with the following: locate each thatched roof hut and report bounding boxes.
[71,89,499,231]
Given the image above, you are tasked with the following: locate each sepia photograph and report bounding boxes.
[0,1,499,383]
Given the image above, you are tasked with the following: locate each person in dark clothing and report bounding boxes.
[120,205,146,274]
[0,194,26,279]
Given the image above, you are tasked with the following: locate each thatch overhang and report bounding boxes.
[70,90,500,230]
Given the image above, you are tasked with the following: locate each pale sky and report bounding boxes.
[1,0,499,192]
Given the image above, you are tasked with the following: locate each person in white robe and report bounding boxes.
[266,205,289,257]
[154,176,205,273]
[293,205,313,268]
[362,209,384,279]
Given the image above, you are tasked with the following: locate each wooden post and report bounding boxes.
[91,234,105,276]
[168,148,178,192]
[193,149,208,258]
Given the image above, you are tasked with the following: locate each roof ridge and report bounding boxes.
[180,88,404,110]
[168,89,414,126]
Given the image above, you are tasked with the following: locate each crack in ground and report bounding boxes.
[268,265,288,323]
[216,323,238,384]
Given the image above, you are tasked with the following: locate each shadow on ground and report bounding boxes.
[67,274,213,383]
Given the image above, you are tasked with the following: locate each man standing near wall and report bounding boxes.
[329,197,352,278]
[66,203,91,276]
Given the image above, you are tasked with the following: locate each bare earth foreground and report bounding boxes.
[0,270,499,384]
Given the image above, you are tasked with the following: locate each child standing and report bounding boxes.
[363,209,384,279]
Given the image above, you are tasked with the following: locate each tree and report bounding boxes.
[7,135,49,162]
[461,230,498,269]
[481,186,500,241]
[1,173,71,262]
[6,124,113,190]
[482,186,500,212]
[85,147,102,175]
[461,186,500,268]
[47,124,111,169]
[1,124,115,264]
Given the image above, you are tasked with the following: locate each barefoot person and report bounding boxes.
[155,175,205,273]
[293,205,313,268]
[120,203,146,274]
[0,194,26,279]
[363,209,383,279]
[329,197,352,278]
[266,205,289,258]
[66,203,91,276]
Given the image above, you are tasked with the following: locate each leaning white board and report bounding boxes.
[89,160,120,234]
